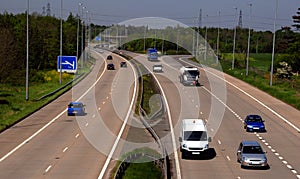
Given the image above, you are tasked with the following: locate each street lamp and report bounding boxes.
[81,6,85,68]
[246,3,252,76]
[59,0,63,84]
[232,7,238,69]
[270,0,278,86]
[76,3,82,62]
[217,10,220,62]
[26,0,29,100]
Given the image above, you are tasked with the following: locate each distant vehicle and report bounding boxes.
[147,48,158,61]
[179,119,211,159]
[120,61,127,68]
[67,102,85,116]
[107,63,115,70]
[107,55,113,60]
[237,141,269,169]
[153,64,163,72]
[179,66,200,86]
[244,114,266,132]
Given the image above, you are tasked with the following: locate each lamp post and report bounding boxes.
[270,0,278,86]
[59,0,63,84]
[204,15,208,61]
[26,0,29,100]
[217,10,220,62]
[232,7,238,69]
[76,3,82,62]
[81,6,85,68]
[246,3,252,76]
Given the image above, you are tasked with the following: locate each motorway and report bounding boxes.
[0,48,300,179]
[128,52,300,179]
[0,49,137,179]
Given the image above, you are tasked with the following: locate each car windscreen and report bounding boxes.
[184,131,207,141]
[247,116,263,122]
[68,104,82,108]
[185,70,199,77]
[243,146,264,154]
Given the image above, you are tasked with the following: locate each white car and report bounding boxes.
[153,64,163,72]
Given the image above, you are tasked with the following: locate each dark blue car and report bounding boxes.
[67,102,85,116]
[244,115,266,132]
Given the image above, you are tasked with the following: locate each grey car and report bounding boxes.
[237,141,269,169]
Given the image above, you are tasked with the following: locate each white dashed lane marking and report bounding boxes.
[45,165,52,173]
[63,147,68,153]
[75,134,80,138]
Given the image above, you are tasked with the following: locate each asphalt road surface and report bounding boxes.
[0,49,137,179]
[131,52,300,179]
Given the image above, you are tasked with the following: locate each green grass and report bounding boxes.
[0,59,94,132]
[218,53,300,110]
[112,147,163,179]
[123,160,163,179]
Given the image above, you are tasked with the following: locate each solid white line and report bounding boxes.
[142,62,182,179]
[0,51,107,163]
[179,58,300,132]
[63,147,68,153]
[98,54,138,179]
[45,165,52,173]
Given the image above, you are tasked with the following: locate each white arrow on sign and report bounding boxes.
[62,61,75,68]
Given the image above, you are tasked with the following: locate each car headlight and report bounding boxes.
[205,144,209,149]
[247,125,253,128]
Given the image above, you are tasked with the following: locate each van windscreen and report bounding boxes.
[184,131,207,141]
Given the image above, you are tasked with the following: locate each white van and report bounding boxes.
[179,119,211,158]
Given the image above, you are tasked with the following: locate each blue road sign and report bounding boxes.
[57,56,77,73]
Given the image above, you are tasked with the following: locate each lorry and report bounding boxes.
[147,48,158,61]
[179,119,211,159]
[179,66,200,86]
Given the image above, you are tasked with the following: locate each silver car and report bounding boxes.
[237,141,269,169]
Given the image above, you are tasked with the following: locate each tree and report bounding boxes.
[292,8,300,30]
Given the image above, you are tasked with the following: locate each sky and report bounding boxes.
[0,0,299,31]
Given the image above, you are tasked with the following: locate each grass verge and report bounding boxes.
[0,58,95,132]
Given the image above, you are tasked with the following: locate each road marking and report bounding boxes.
[177,58,300,178]
[292,170,297,174]
[287,165,293,169]
[85,123,89,127]
[106,96,109,99]
[45,165,52,173]
[226,156,231,161]
[0,50,108,162]
[278,156,283,160]
[98,107,101,110]
[75,134,80,138]
[217,140,222,145]
[102,101,105,104]
[63,147,68,153]
[92,114,96,118]
[179,58,300,132]
[200,112,203,114]
[98,54,138,179]
[297,174,300,179]
[139,60,182,179]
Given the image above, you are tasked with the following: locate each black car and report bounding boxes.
[120,61,127,67]
[107,55,113,60]
[107,63,115,70]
